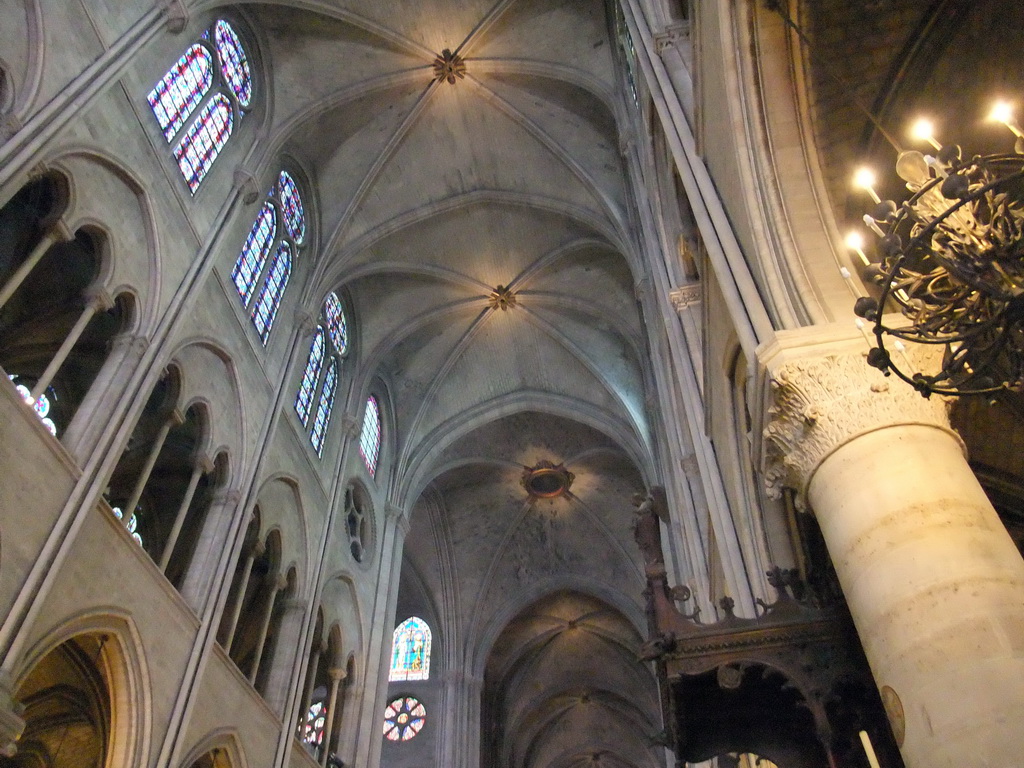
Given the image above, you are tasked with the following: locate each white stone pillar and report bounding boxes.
[320,667,346,767]
[122,411,181,532]
[263,597,311,718]
[353,503,409,768]
[249,575,286,686]
[0,227,70,311]
[224,542,262,654]
[159,460,207,572]
[760,341,1024,767]
[30,292,110,402]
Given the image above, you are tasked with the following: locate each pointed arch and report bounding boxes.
[359,396,381,476]
[231,202,277,303]
[173,93,234,193]
[251,240,291,342]
[310,358,338,456]
[147,43,214,142]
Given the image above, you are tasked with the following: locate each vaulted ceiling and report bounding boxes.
[251,2,657,767]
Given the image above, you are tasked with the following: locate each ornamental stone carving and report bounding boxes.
[761,347,955,502]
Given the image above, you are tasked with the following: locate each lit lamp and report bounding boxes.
[849,100,1024,397]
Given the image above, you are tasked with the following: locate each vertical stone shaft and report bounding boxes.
[762,345,1024,767]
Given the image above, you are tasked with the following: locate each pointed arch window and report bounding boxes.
[310,359,337,456]
[147,18,253,193]
[296,329,326,427]
[295,293,347,458]
[231,171,306,344]
[359,396,381,476]
[389,617,431,682]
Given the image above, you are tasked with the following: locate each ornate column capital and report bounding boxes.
[669,283,701,312]
[232,166,260,205]
[755,325,958,504]
[654,22,691,55]
[162,0,189,34]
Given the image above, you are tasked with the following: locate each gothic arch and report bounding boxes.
[178,728,248,768]
[11,610,150,768]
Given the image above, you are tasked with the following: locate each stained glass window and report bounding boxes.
[10,377,57,436]
[389,617,431,682]
[383,697,425,742]
[277,171,306,244]
[112,506,144,547]
[232,202,277,303]
[359,396,381,476]
[324,292,347,354]
[310,360,338,456]
[296,328,326,426]
[173,93,234,193]
[251,241,291,343]
[214,20,252,108]
[303,701,326,749]
[148,44,214,142]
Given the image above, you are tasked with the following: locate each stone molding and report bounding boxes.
[0,671,24,758]
[163,0,189,34]
[654,22,691,55]
[760,345,955,502]
[232,167,260,205]
[669,283,701,311]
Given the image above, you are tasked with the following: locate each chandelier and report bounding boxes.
[848,101,1024,397]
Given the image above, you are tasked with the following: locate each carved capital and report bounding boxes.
[233,166,260,205]
[385,504,411,535]
[163,0,189,34]
[761,345,955,503]
[341,414,360,439]
[669,283,701,311]
[654,22,690,54]
[294,307,318,336]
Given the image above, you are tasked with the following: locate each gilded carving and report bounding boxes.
[762,348,954,501]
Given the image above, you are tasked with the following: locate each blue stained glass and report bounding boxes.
[324,292,347,354]
[252,241,291,343]
[359,396,381,476]
[296,328,326,426]
[173,94,233,193]
[232,203,277,304]
[214,20,252,108]
[148,44,214,142]
[277,171,306,244]
[389,617,431,681]
[310,360,338,456]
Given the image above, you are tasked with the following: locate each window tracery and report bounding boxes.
[294,293,348,457]
[389,617,431,682]
[231,171,306,343]
[148,19,253,193]
[383,696,426,742]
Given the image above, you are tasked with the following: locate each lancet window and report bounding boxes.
[389,617,431,682]
[231,171,306,343]
[359,396,381,476]
[147,19,253,193]
[295,293,348,457]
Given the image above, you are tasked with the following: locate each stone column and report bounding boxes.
[263,597,311,718]
[353,503,410,768]
[760,339,1024,767]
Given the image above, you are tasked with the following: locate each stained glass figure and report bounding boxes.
[324,292,347,354]
[251,241,291,343]
[303,700,326,749]
[173,94,234,193]
[214,20,252,108]
[389,617,431,682]
[296,328,326,426]
[232,202,277,303]
[277,171,306,244]
[310,359,337,456]
[148,44,214,142]
[359,396,381,476]
[382,697,425,742]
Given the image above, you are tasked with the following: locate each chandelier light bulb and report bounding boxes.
[853,167,881,204]
[845,231,870,265]
[989,100,1023,138]
[910,118,942,151]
